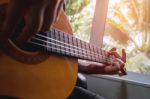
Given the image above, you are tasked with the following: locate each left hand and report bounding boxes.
[107,48,126,75]
[78,48,126,75]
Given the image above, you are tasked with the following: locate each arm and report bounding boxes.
[78,59,108,74]
[0,0,64,44]
[78,48,126,75]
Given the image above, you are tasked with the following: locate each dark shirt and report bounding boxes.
[68,86,105,99]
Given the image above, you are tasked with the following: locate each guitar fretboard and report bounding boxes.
[29,28,113,64]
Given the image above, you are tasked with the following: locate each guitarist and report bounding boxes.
[0,0,126,99]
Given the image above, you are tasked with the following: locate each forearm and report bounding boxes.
[78,59,106,74]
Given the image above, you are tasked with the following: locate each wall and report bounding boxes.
[84,72,150,99]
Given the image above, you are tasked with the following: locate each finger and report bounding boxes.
[1,0,27,41]
[104,62,121,74]
[108,47,116,57]
[17,4,46,44]
[119,68,127,76]
[41,0,61,32]
[105,60,126,75]
[114,58,127,75]
[109,47,116,52]
[115,58,125,68]
[109,51,122,59]
[117,57,127,75]
[104,65,120,74]
[122,49,126,62]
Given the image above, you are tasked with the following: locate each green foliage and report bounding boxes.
[65,0,92,41]
[104,0,150,74]
[65,0,150,74]
[126,53,150,74]
[65,0,90,16]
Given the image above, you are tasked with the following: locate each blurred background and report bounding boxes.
[65,0,150,75]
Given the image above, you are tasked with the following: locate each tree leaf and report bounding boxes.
[106,21,131,44]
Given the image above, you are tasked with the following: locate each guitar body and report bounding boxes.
[0,3,78,99]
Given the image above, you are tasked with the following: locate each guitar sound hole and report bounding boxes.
[10,38,39,52]
[11,18,40,52]
[17,42,39,52]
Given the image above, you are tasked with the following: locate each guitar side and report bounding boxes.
[0,6,78,99]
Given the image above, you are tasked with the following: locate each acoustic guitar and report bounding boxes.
[0,2,125,99]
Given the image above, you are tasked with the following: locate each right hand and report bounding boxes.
[0,0,64,44]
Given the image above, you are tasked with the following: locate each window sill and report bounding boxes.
[89,71,150,88]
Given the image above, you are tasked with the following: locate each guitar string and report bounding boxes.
[51,28,108,54]
[31,39,125,74]
[30,36,113,63]
[35,33,109,59]
[36,33,107,57]
[32,35,113,63]
[32,36,106,60]
[29,41,112,63]
[52,28,125,74]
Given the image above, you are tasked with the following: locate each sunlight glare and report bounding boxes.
[109,0,121,6]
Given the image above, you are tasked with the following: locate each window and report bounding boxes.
[65,0,95,41]
[104,0,150,75]
[66,0,150,75]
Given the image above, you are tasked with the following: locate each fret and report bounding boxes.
[104,50,109,63]
[54,29,60,40]
[96,48,103,63]
[54,29,61,54]
[51,29,57,53]
[96,47,100,54]
[81,41,87,59]
[104,50,108,56]
[77,39,84,59]
[59,31,66,55]
[63,33,70,56]
[101,49,105,56]
[77,39,81,48]
[29,29,113,65]
[100,49,104,61]
[72,37,79,58]
[97,47,102,56]
[101,49,107,63]
[99,49,107,63]
[89,44,96,61]
[68,35,74,57]
[108,57,112,64]
[45,31,52,51]
[85,42,91,60]
[93,46,99,62]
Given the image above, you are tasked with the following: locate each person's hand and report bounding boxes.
[78,48,126,75]
[0,0,64,44]
[107,48,126,75]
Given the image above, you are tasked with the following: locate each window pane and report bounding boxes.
[65,0,96,42]
[66,0,150,75]
[104,0,150,75]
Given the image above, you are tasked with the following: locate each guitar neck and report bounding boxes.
[29,28,113,64]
